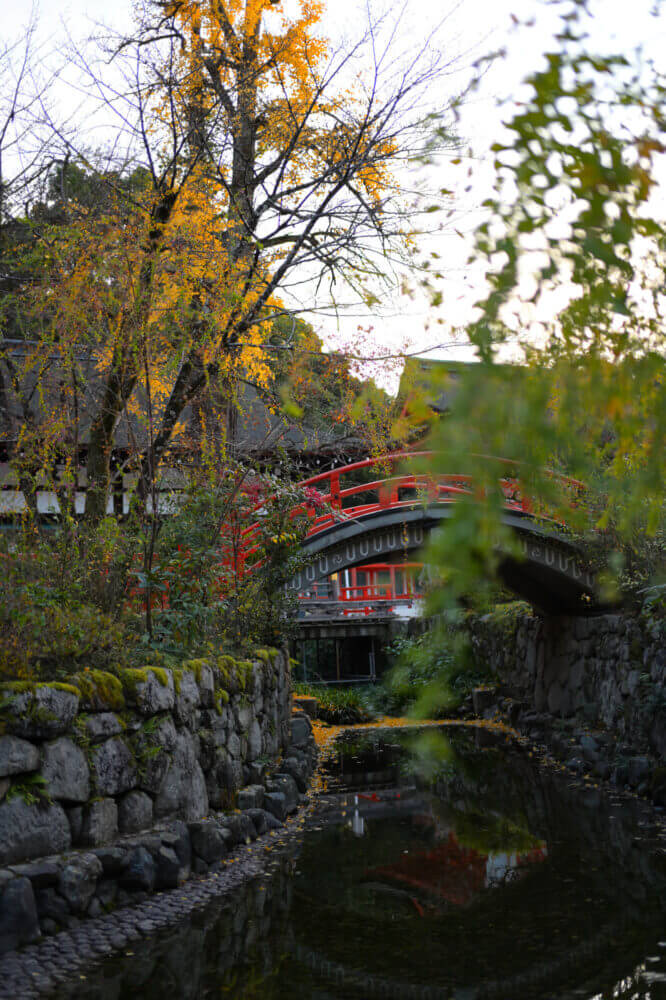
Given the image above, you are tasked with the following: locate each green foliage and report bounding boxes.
[271,315,397,454]
[416,0,665,613]
[0,577,127,681]
[0,466,312,687]
[294,683,375,724]
[6,773,51,807]
[0,519,137,682]
[134,462,318,657]
[378,626,489,717]
[479,602,533,638]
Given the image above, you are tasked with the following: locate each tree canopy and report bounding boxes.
[1,0,452,524]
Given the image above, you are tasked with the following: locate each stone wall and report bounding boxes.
[52,852,296,1000]
[0,648,292,869]
[467,606,666,759]
[0,711,317,957]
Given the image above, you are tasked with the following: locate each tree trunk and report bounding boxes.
[84,192,176,525]
[135,346,206,506]
[85,356,138,523]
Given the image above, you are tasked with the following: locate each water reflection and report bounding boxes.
[350,797,365,837]
[63,724,666,1000]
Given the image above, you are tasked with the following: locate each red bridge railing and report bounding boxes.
[239,451,585,592]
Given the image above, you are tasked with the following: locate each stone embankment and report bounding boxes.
[0,648,318,953]
[467,607,666,802]
[0,711,317,998]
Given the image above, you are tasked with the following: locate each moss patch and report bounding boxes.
[120,667,171,702]
[236,660,254,691]
[214,688,230,713]
[209,655,254,694]
[182,659,213,686]
[214,655,235,680]
[69,671,125,712]
[1,680,80,698]
[145,666,169,687]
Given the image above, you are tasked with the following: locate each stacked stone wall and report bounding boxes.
[467,608,665,759]
[0,647,312,951]
[0,650,316,953]
[0,649,293,867]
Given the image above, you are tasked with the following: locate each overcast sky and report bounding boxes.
[5,0,666,385]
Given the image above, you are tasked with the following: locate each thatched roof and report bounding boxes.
[0,340,366,468]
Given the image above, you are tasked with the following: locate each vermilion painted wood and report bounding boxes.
[140,454,585,615]
[238,451,585,578]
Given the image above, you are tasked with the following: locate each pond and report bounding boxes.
[60,724,666,1000]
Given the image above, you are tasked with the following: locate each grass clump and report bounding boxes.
[294,683,375,724]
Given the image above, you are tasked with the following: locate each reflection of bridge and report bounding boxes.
[275,452,597,618]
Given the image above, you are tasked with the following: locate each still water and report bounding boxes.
[61,725,666,999]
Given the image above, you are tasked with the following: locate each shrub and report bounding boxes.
[377,624,490,717]
[133,462,322,657]
[0,517,137,682]
[0,458,319,680]
[0,580,129,682]
[294,683,375,724]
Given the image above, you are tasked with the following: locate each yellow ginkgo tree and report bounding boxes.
[3,0,454,527]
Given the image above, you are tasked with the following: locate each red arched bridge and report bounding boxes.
[241,452,598,621]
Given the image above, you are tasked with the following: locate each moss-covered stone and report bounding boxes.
[0,684,80,740]
[180,659,215,706]
[1,681,80,698]
[211,655,246,696]
[120,668,163,701]
[148,666,169,688]
[214,689,230,713]
[69,671,125,712]
[214,655,235,682]
[181,659,212,685]
[120,668,175,715]
[236,661,254,691]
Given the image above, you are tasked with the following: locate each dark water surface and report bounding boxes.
[60,725,666,999]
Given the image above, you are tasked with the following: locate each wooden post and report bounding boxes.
[330,471,341,511]
[336,639,341,682]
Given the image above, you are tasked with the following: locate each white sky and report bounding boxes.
[5,0,666,387]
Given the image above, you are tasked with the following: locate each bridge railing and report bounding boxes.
[296,597,418,621]
[238,450,585,576]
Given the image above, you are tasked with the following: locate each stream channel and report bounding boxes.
[59,724,666,1000]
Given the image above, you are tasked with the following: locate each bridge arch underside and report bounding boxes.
[290,506,599,616]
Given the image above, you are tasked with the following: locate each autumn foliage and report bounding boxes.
[2,0,434,527]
